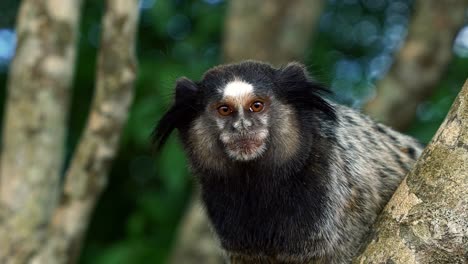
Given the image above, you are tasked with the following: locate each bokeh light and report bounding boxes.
[317,0,414,106]
[203,0,224,5]
[454,26,468,58]
[0,28,16,71]
[139,0,157,10]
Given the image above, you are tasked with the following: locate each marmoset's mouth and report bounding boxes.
[220,132,268,161]
[226,137,263,151]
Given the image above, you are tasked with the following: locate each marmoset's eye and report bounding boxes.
[217,105,233,116]
[249,101,264,112]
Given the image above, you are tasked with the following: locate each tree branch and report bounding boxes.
[168,194,225,264]
[0,0,82,262]
[364,0,468,131]
[354,79,468,263]
[223,0,324,65]
[31,1,139,263]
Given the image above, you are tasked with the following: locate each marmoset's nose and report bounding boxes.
[232,117,253,131]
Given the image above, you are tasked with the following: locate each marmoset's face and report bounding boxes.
[208,80,271,161]
[154,61,310,167]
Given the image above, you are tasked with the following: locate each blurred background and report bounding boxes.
[0,0,467,263]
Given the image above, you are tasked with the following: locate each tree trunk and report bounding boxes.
[169,1,325,263]
[0,0,139,263]
[223,0,324,65]
[31,0,139,263]
[364,0,468,131]
[169,195,225,264]
[0,0,82,262]
[354,79,468,263]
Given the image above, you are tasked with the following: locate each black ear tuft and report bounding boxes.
[277,62,310,83]
[151,77,201,151]
[175,77,198,102]
[277,62,331,94]
[276,62,336,120]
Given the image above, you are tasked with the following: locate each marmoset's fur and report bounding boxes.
[153,61,424,263]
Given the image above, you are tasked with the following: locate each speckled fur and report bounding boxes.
[152,61,424,264]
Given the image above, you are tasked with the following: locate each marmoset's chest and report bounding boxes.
[198,168,328,255]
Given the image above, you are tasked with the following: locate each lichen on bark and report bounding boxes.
[32,0,140,263]
[354,80,468,264]
[0,0,140,263]
[0,0,82,262]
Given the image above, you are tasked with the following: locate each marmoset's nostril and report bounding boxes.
[232,120,241,131]
[243,119,252,128]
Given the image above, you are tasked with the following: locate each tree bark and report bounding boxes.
[0,0,139,263]
[223,0,324,65]
[169,195,225,264]
[0,0,82,262]
[364,0,468,131]
[31,1,139,263]
[169,1,325,263]
[354,79,468,264]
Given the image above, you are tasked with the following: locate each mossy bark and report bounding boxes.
[354,80,468,264]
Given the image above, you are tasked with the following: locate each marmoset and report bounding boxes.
[153,61,424,263]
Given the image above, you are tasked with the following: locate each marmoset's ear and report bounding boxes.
[175,77,198,103]
[151,77,201,151]
[276,62,311,84]
[275,62,336,120]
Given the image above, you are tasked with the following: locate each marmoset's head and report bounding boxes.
[153,61,335,166]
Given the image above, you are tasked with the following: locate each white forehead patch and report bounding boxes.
[222,80,254,98]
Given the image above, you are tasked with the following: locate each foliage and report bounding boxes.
[0,0,466,263]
